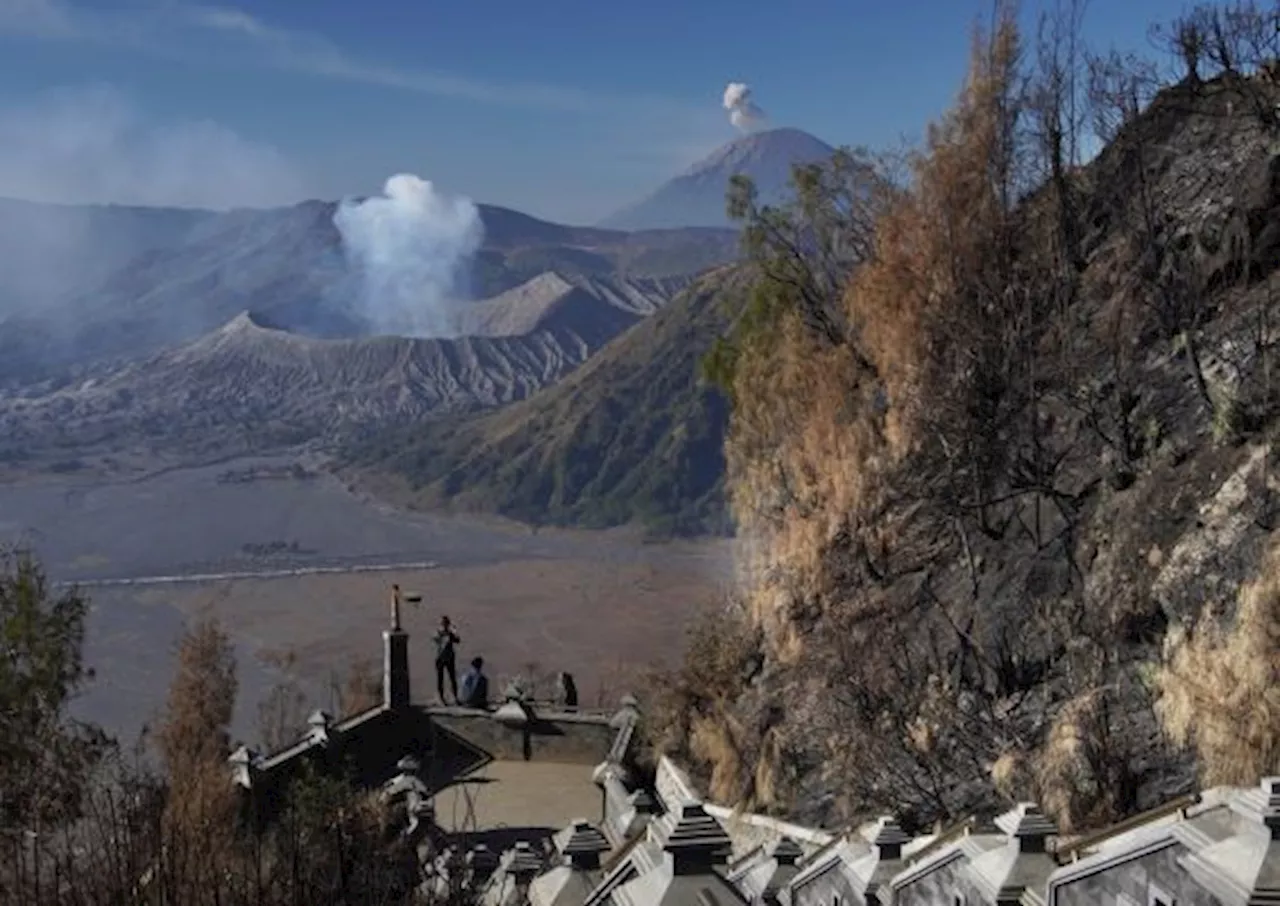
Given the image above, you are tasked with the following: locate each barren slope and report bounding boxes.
[456,272,692,340]
[0,268,700,465]
[0,315,583,461]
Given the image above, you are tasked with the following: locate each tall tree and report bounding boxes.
[0,549,111,832]
[154,610,240,886]
[257,647,310,754]
[705,145,890,552]
[156,613,238,782]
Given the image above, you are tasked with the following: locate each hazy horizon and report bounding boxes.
[0,0,1172,225]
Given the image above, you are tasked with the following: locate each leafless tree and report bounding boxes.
[257,647,311,753]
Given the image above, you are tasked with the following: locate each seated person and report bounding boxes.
[558,671,579,711]
[459,656,489,709]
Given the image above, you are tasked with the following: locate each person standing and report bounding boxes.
[433,615,461,705]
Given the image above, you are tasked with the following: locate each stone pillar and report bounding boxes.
[228,744,259,789]
[466,844,500,886]
[384,627,410,710]
[307,709,334,745]
[505,841,543,887]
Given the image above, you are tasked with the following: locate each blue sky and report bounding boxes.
[0,0,1180,224]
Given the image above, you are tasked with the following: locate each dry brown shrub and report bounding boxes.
[727,313,885,651]
[257,646,310,753]
[643,598,760,766]
[592,658,648,709]
[685,707,788,812]
[332,656,382,717]
[752,724,787,810]
[4,609,447,904]
[717,3,1052,826]
[1154,540,1280,786]
[156,614,237,788]
[689,712,748,805]
[848,11,1024,460]
[728,4,1031,665]
[1033,666,1151,833]
[153,613,241,881]
[1035,692,1104,832]
[990,748,1034,803]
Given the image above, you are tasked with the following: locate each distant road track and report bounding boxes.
[60,560,441,589]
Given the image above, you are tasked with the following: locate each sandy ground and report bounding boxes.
[79,548,729,746]
[160,551,725,699]
[2,453,734,748]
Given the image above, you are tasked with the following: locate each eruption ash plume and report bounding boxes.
[333,174,483,338]
[723,82,767,133]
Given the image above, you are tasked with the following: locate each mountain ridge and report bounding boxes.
[0,195,739,384]
[0,269,700,467]
[599,127,837,231]
[340,266,746,535]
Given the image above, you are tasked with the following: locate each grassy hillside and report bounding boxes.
[340,269,744,537]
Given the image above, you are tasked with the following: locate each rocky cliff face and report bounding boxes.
[654,75,1280,833]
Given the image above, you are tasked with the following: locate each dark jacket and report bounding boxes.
[459,668,488,709]
[433,628,460,663]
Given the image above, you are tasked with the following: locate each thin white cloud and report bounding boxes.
[185,4,273,40]
[0,0,736,222]
[0,0,79,38]
[0,83,308,209]
[0,0,604,112]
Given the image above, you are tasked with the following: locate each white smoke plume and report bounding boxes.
[0,84,305,209]
[723,81,767,133]
[333,174,484,338]
[0,84,307,322]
